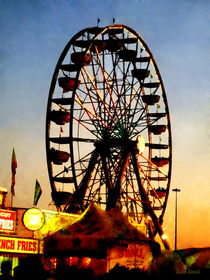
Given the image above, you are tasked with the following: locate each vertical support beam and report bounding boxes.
[131,148,170,250]
[101,150,114,206]
[66,148,99,212]
[106,148,130,210]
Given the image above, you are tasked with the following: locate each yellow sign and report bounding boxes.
[23,208,45,231]
[0,236,40,254]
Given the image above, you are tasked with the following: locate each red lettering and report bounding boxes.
[17,240,22,250]
[1,240,6,249]
[0,238,37,253]
[32,242,37,252]
[10,240,15,250]
[136,248,143,258]
[125,248,135,258]
[22,241,26,251]
[119,248,124,258]
[0,239,15,250]
[6,240,10,249]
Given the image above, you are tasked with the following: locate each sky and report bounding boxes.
[0,0,209,250]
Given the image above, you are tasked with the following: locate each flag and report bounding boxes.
[33,179,42,206]
[11,148,17,196]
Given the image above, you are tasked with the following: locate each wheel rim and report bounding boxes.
[46,24,172,248]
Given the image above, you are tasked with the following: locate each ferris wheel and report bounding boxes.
[46,24,172,249]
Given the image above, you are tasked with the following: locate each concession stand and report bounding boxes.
[44,203,159,276]
[0,187,77,276]
[0,206,43,274]
[0,205,78,275]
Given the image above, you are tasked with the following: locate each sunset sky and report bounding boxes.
[0,0,209,250]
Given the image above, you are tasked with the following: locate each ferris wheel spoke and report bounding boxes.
[111,56,126,117]
[107,148,130,210]
[123,163,144,222]
[84,162,102,207]
[106,52,122,99]
[73,116,98,138]
[140,153,168,177]
[109,52,120,89]
[116,64,131,113]
[124,84,141,113]
[136,159,163,207]
[100,153,113,205]
[63,151,93,179]
[66,148,99,212]
[127,89,146,133]
[95,47,119,117]
[82,68,117,124]
[75,93,112,132]
[90,55,104,122]
[128,109,148,136]
[80,71,99,117]
[131,149,170,248]
[124,87,143,131]
[122,189,143,222]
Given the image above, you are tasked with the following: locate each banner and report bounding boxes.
[33,180,42,206]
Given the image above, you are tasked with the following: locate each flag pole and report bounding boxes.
[11,194,13,208]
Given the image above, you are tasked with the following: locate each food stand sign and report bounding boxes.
[0,209,16,232]
[23,208,45,231]
[0,236,40,254]
[108,243,153,270]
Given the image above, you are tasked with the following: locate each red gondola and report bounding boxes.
[151,157,169,167]
[106,39,122,52]
[148,125,166,135]
[142,95,160,105]
[71,52,92,65]
[50,110,70,125]
[58,77,80,92]
[118,49,137,61]
[50,148,70,165]
[150,187,166,199]
[132,69,150,81]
